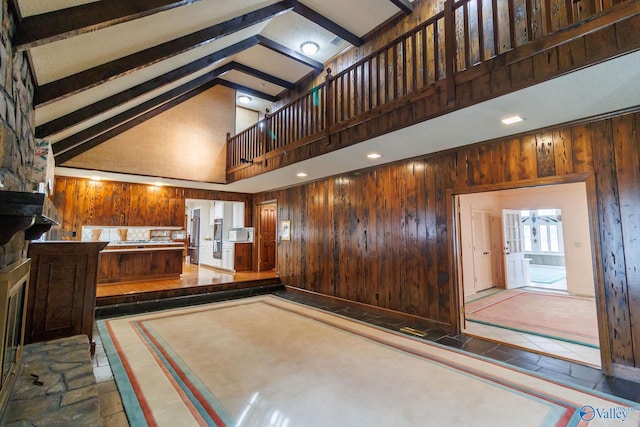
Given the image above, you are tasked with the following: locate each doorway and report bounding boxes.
[258,203,277,271]
[456,182,602,367]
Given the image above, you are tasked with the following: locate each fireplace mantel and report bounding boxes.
[0,191,58,245]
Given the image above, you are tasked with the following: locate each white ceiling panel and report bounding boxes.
[221,70,285,96]
[301,0,402,37]
[16,0,98,17]
[261,12,349,63]
[235,45,314,83]
[29,0,281,84]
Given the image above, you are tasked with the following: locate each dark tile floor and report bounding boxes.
[272,290,640,403]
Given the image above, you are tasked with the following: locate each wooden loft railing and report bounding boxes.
[227,0,635,172]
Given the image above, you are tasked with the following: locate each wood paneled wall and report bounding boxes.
[254,110,640,376]
[52,176,253,239]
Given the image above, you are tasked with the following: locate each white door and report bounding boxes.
[472,209,494,292]
[503,209,528,288]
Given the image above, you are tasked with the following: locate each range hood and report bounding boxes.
[0,191,59,245]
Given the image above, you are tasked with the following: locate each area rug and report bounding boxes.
[466,290,599,347]
[97,295,637,426]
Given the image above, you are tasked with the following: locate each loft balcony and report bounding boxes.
[225,0,640,183]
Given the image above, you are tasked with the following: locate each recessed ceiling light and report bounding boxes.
[367,153,382,159]
[238,95,252,104]
[300,41,319,56]
[90,176,101,181]
[152,181,164,187]
[501,115,524,125]
[296,172,308,177]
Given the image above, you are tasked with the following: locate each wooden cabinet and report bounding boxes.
[25,242,108,351]
[222,242,234,270]
[234,243,253,272]
[98,244,184,284]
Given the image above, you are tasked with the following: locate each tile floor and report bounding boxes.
[93,326,129,427]
[463,321,601,367]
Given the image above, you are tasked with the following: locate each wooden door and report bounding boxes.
[259,204,277,271]
[472,209,494,291]
[503,209,527,288]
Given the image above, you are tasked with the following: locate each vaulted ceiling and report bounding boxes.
[13,0,413,164]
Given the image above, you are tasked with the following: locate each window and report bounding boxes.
[540,225,549,252]
[523,225,532,251]
[549,225,559,252]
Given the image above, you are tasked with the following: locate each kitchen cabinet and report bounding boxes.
[222,242,234,270]
[199,241,221,268]
[234,242,253,271]
[232,202,245,228]
[98,243,184,284]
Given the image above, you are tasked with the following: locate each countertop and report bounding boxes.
[103,241,185,252]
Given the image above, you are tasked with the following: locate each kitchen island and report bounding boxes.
[98,241,184,284]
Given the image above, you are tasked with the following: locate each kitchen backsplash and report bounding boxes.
[81,226,183,242]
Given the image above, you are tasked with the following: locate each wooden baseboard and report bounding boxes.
[611,363,640,383]
[284,286,454,333]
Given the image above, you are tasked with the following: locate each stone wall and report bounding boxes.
[0,3,38,267]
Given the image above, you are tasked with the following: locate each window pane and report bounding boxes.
[537,209,556,216]
[549,225,559,252]
[540,225,548,252]
[524,225,532,251]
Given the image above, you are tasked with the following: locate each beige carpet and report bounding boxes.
[98,296,637,426]
[466,290,599,347]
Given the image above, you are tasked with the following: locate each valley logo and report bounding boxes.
[579,405,636,422]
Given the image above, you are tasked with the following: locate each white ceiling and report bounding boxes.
[57,50,640,194]
[18,0,407,146]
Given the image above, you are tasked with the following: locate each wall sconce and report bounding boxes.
[238,95,252,104]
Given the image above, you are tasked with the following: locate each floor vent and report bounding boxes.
[400,326,428,337]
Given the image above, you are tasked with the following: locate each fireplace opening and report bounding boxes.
[0,259,30,414]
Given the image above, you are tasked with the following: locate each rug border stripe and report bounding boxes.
[134,320,231,426]
[131,321,213,425]
[97,320,155,427]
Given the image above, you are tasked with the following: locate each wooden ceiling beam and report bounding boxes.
[36,38,261,138]
[228,62,295,90]
[291,1,363,47]
[216,81,279,102]
[388,0,414,14]
[34,1,294,107]
[14,0,202,51]
[256,35,323,70]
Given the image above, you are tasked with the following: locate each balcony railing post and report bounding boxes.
[325,68,333,145]
[226,132,232,169]
[444,0,456,106]
[263,110,271,167]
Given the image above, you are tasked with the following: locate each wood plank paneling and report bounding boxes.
[590,119,634,366]
[254,109,640,373]
[53,177,253,239]
[612,114,640,365]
